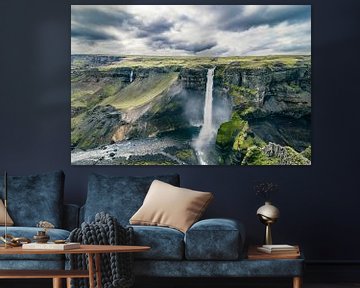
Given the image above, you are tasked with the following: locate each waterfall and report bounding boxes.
[194,67,216,165]
[130,70,134,83]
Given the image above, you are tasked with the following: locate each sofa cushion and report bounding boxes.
[0,199,14,226]
[130,180,213,233]
[0,171,64,227]
[0,227,70,261]
[185,218,245,260]
[130,225,184,260]
[84,174,180,225]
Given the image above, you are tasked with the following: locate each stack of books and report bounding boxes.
[248,244,300,260]
[257,244,299,255]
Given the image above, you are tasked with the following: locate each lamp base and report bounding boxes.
[265,223,272,245]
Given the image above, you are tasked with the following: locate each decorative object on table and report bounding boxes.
[33,220,55,243]
[33,230,50,243]
[255,181,280,245]
[248,245,300,260]
[0,234,31,247]
[69,212,134,288]
[22,242,80,250]
[54,239,67,244]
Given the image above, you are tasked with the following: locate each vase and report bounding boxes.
[33,231,50,243]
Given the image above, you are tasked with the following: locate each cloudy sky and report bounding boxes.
[71,5,311,56]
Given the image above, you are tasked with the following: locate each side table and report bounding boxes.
[247,245,303,288]
[0,244,150,288]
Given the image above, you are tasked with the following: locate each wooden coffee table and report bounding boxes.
[0,244,150,288]
[247,245,303,288]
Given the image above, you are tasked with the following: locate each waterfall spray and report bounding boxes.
[130,70,134,83]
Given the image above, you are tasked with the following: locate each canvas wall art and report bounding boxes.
[71,5,311,165]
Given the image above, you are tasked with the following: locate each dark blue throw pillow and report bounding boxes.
[84,174,180,225]
[0,171,64,227]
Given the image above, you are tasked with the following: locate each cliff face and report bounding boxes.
[179,68,207,90]
[217,64,311,118]
[71,55,311,165]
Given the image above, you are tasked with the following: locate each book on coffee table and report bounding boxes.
[248,245,300,260]
[257,244,299,254]
[22,242,80,250]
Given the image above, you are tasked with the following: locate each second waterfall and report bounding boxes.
[194,67,216,165]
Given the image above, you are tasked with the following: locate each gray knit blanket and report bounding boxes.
[68,212,134,288]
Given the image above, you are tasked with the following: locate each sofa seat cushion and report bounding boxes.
[0,227,70,261]
[185,218,245,260]
[130,225,184,260]
[84,174,180,226]
[134,258,304,277]
[0,171,65,227]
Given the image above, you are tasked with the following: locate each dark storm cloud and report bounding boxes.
[71,26,117,41]
[216,5,310,32]
[150,35,216,53]
[143,19,174,34]
[71,7,137,43]
[150,35,173,47]
[135,19,174,38]
[72,6,174,44]
[71,7,137,28]
[175,42,217,53]
[278,43,311,53]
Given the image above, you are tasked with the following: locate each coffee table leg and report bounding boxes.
[293,276,302,288]
[88,253,95,288]
[52,278,62,288]
[95,253,102,288]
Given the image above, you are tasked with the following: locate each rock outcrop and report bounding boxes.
[71,105,123,150]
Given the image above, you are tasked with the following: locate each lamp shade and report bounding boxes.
[256,201,280,221]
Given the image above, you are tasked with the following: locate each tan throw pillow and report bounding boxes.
[0,199,14,226]
[130,180,213,233]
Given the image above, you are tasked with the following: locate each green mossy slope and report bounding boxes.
[100,72,179,110]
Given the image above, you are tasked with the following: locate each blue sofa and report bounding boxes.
[0,171,78,270]
[81,173,304,282]
[0,171,303,287]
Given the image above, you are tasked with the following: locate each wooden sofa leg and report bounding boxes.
[53,278,62,288]
[67,277,72,288]
[293,276,302,288]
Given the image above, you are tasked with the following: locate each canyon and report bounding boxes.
[71,55,311,165]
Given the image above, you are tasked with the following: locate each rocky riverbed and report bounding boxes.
[71,135,199,165]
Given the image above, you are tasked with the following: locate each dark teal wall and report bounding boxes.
[0,0,359,263]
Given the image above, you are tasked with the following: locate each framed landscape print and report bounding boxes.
[71,5,311,165]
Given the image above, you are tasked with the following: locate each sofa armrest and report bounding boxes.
[63,204,80,231]
[184,218,245,260]
[79,205,85,224]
